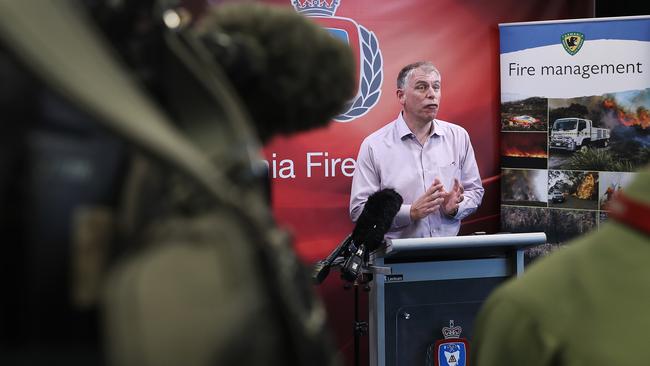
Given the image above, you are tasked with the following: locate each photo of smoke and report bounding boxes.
[598,171,636,210]
[501,168,548,207]
[501,132,548,169]
[548,89,650,171]
[548,170,598,210]
[501,97,548,131]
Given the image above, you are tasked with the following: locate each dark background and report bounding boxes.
[596,1,650,17]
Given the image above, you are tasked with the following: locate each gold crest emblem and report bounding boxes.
[561,32,585,55]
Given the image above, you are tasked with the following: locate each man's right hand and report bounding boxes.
[410,179,445,221]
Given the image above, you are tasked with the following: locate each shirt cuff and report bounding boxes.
[444,206,459,219]
[454,199,469,219]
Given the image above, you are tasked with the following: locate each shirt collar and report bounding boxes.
[396,112,445,139]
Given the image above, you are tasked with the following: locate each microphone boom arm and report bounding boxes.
[312,234,352,284]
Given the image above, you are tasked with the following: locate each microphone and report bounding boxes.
[351,188,403,252]
[194,3,356,143]
[313,188,403,284]
[340,188,402,282]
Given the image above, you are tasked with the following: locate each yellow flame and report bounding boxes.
[575,174,595,199]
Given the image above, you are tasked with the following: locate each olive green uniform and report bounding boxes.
[472,169,650,366]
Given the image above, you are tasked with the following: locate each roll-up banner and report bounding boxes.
[499,16,650,264]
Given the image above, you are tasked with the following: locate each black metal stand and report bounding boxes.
[317,246,384,366]
[350,279,368,366]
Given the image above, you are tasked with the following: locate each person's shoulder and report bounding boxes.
[436,119,469,135]
[478,250,571,325]
[361,119,398,146]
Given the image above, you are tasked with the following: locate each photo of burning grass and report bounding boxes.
[501,132,548,169]
[548,89,650,171]
[500,206,551,266]
[523,243,563,266]
[501,168,547,207]
[501,206,549,235]
[548,170,599,210]
[501,97,548,131]
[547,208,597,244]
[598,171,636,210]
[519,208,598,265]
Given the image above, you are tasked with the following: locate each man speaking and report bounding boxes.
[350,61,484,238]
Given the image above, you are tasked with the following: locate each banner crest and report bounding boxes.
[561,31,585,55]
[292,0,384,122]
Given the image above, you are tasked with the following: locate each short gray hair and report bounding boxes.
[396,61,440,89]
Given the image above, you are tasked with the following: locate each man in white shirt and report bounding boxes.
[350,61,484,238]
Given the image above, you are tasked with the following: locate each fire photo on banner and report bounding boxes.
[501,96,548,131]
[500,132,548,169]
[500,206,553,264]
[501,168,548,207]
[547,209,598,245]
[548,90,650,171]
[598,171,636,209]
[547,170,599,210]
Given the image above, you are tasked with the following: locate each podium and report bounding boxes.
[368,232,546,366]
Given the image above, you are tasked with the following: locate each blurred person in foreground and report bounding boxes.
[0,1,353,365]
[472,166,650,365]
[350,61,483,239]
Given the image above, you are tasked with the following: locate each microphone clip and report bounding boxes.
[312,236,391,285]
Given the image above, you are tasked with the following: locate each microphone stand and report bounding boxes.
[314,240,391,366]
[351,277,369,366]
[346,253,391,366]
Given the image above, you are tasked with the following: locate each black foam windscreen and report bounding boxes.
[351,188,403,251]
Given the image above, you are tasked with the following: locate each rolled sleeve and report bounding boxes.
[456,133,484,220]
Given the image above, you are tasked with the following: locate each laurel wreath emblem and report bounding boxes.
[334,25,383,122]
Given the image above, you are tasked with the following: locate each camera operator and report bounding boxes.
[0,1,354,365]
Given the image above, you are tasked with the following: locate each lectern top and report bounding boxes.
[377,232,546,260]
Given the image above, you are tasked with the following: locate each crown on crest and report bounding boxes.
[291,0,340,16]
[441,320,462,339]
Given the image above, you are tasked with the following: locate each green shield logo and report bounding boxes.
[561,32,585,55]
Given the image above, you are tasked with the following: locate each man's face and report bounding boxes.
[397,67,441,125]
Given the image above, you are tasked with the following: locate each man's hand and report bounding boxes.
[442,178,464,217]
[410,179,445,221]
